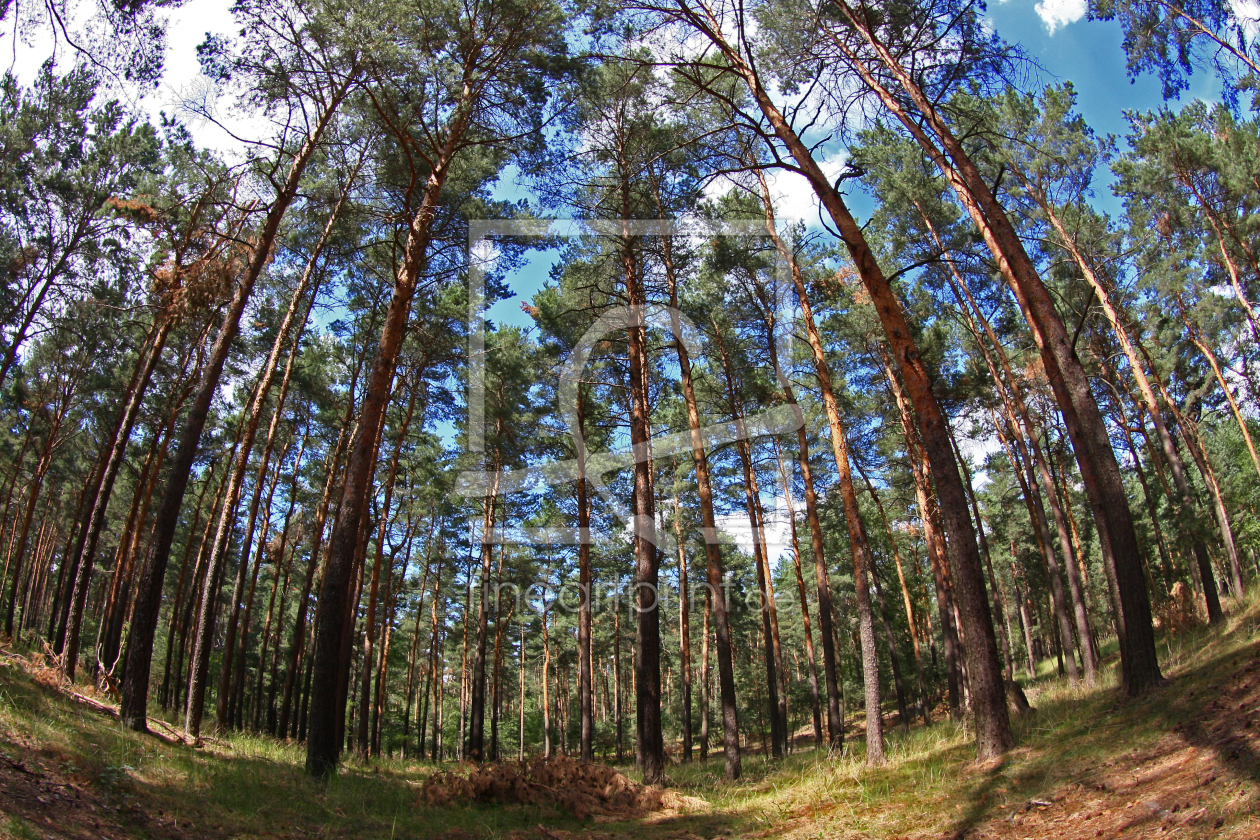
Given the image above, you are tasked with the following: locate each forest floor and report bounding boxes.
[1,591,1258,840]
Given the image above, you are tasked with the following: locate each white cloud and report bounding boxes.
[6,0,268,159]
[1035,0,1087,34]
[764,156,846,222]
[715,495,794,566]
[700,154,845,229]
[1230,0,1260,40]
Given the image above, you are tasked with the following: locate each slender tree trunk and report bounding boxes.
[854,459,926,728]
[749,122,995,753]
[4,412,65,639]
[60,316,171,673]
[613,202,664,781]
[120,81,351,731]
[771,438,824,743]
[231,431,293,728]
[879,349,963,720]
[187,180,348,737]
[713,325,786,759]
[671,487,693,761]
[466,434,500,762]
[929,231,1098,683]
[1011,558,1037,679]
[699,584,710,759]
[662,239,742,778]
[988,405,1082,683]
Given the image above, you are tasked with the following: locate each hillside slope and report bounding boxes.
[2,595,1257,840]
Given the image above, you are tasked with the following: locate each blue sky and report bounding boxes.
[481,2,1228,331]
[4,0,1236,560]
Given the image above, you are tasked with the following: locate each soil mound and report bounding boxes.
[419,755,710,820]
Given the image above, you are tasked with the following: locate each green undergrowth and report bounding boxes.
[1,587,1258,839]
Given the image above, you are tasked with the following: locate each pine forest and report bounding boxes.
[0,0,1259,837]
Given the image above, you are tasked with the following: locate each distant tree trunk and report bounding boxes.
[613,598,623,763]
[988,405,1082,683]
[752,172,845,751]
[466,433,500,762]
[60,315,171,675]
[575,387,595,762]
[402,519,437,755]
[4,407,67,639]
[670,487,693,761]
[164,468,224,712]
[541,604,552,758]
[427,545,446,761]
[662,229,741,779]
[1177,412,1245,597]
[1138,346,1227,623]
[186,180,347,738]
[1011,557,1037,679]
[713,325,785,759]
[854,459,922,729]
[517,621,525,760]
[878,350,962,720]
[359,381,421,757]
[252,433,307,729]
[770,438,824,743]
[927,229,1098,684]
[229,428,294,728]
[1115,404,1175,592]
[371,518,413,755]
[699,585,710,759]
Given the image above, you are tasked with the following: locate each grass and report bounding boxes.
[2,588,1259,839]
[650,585,1260,838]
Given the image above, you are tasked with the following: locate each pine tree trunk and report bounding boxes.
[616,211,664,782]
[928,228,1098,683]
[670,488,693,761]
[359,381,420,756]
[854,460,921,729]
[989,406,1082,683]
[836,28,1159,695]
[576,389,595,762]
[60,315,171,673]
[770,438,825,742]
[663,240,741,778]
[466,411,501,762]
[187,181,347,737]
[880,350,963,720]
[306,113,467,777]
[119,83,350,731]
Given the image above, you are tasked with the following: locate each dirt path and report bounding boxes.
[936,641,1260,840]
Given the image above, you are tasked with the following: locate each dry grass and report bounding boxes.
[1,587,1258,839]
[653,586,1260,839]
